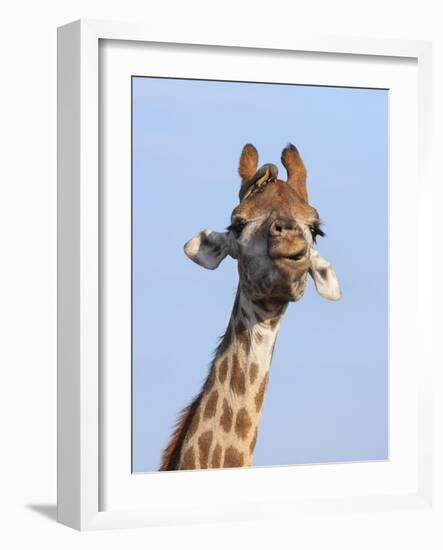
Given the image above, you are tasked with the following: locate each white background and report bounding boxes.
[0,1,442,549]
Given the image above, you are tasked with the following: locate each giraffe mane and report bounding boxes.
[160,359,220,471]
[159,395,202,471]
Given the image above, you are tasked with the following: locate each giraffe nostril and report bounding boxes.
[270,219,296,237]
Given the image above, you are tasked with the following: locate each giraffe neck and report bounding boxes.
[160,288,287,470]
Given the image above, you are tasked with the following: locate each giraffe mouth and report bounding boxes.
[273,252,308,265]
[268,237,309,265]
[284,253,306,262]
[273,254,310,274]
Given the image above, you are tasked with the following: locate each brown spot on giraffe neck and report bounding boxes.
[223,446,244,468]
[220,398,233,432]
[181,447,196,470]
[255,373,269,412]
[218,357,229,384]
[211,443,222,468]
[235,407,252,440]
[249,362,259,384]
[203,390,219,420]
[198,430,213,468]
[230,354,246,395]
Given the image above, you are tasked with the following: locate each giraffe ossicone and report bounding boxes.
[160,143,341,471]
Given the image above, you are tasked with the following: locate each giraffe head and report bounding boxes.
[185,144,341,303]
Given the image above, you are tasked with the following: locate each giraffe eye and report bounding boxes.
[309,224,325,243]
[227,219,247,238]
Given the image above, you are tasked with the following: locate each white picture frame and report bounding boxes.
[57,19,437,531]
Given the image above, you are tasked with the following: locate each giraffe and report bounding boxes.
[160,143,341,471]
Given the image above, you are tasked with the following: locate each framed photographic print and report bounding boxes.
[57,20,437,531]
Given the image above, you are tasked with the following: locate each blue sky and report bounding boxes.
[132,77,388,473]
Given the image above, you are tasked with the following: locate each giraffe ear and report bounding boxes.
[309,248,341,300]
[281,144,308,202]
[184,229,230,270]
[239,143,259,189]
